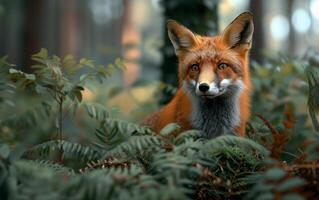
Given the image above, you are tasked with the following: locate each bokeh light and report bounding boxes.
[89,0,123,25]
[270,15,290,40]
[310,0,319,20]
[292,8,311,34]
[227,0,249,8]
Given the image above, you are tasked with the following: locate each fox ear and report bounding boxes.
[167,20,197,52]
[221,12,254,50]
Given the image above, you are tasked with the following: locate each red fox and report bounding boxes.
[143,12,254,137]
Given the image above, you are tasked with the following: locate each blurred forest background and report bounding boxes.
[1,0,319,199]
[1,0,319,113]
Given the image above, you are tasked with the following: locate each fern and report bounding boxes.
[0,102,52,128]
[159,123,181,137]
[193,136,267,200]
[103,135,162,158]
[0,56,19,110]
[83,102,111,121]
[2,49,319,199]
[173,130,202,145]
[26,140,102,162]
[200,135,269,157]
[101,118,154,136]
[8,160,72,200]
[83,163,142,177]
[246,166,305,200]
[30,160,75,175]
[93,118,155,150]
[306,67,319,132]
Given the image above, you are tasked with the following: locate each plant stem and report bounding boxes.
[59,95,63,140]
[58,95,63,162]
[309,109,319,133]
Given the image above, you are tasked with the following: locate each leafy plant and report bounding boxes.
[1,49,319,200]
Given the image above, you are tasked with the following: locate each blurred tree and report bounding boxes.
[59,0,78,58]
[0,0,26,69]
[286,0,296,55]
[24,0,44,72]
[121,0,141,86]
[159,0,219,104]
[249,0,265,63]
[0,0,124,72]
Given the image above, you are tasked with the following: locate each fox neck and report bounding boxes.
[183,81,243,138]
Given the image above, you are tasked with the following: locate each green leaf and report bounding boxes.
[265,167,286,181]
[8,68,36,82]
[256,192,274,200]
[65,85,83,102]
[80,58,95,68]
[282,194,305,200]
[276,177,305,192]
[8,68,17,74]
[0,55,11,67]
[160,123,180,136]
[35,85,47,94]
[203,135,269,157]
[63,54,82,77]
[174,130,201,145]
[0,144,10,159]
[25,73,36,81]
[75,90,83,102]
[31,48,49,65]
[80,74,88,82]
[33,48,48,60]
[84,103,110,120]
[115,58,126,70]
[27,140,101,161]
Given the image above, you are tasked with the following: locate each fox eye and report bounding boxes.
[190,64,199,71]
[218,63,228,70]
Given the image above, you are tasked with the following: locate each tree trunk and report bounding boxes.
[249,0,265,63]
[286,0,296,55]
[24,0,44,71]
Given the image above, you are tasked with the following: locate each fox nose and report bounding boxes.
[198,83,210,93]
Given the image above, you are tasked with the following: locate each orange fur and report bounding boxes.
[143,12,254,137]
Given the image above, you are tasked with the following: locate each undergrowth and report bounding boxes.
[0,50,319,200]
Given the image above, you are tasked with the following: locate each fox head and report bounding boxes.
[167,12,254,99]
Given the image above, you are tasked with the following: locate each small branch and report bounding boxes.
[58,95,64,162]
[255,113,279,135]
[59,96,63,141]
[283,161,319,172]
[308,106,319,133]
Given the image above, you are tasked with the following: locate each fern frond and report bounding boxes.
[11,160,63,199]
[130,184,190,200]
[84,163,143,177]
[0,81,15,107]
[172,138,203,157]
[26,140,101,162]
[103,135,162,158]
[1,102,53,128]
[31,160,75,175]
[174,130,202,145]
[79,157,138,174]
[306,68,319,132]
[245,167,305,200]
[93,124,127,150]
[93,118,155,150]
[63,168,147,200]
[200,135,269,157]
[101,118,154,136]
[83,102,111,121]
[159,123,180,137]
[150,152,200,175]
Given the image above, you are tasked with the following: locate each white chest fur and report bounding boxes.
[183,80,244,138]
